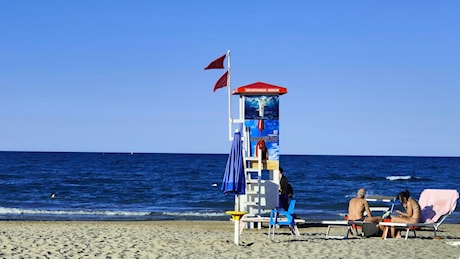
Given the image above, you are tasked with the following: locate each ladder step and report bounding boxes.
[247,179,265,184]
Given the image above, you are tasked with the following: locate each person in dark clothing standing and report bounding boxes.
[278,167,290,211]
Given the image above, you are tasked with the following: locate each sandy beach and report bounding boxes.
[0,220,459,259]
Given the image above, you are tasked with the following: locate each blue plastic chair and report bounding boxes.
[268,199,300,240]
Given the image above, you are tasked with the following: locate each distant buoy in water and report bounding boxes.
[212,183,218,187]
[50,193,56,199]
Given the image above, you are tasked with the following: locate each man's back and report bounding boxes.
[348,197,367,221]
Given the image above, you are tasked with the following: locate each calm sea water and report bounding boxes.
[0,152,459,223]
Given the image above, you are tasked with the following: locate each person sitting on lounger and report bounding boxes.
[348,188,382,223]
[389,189,422,238]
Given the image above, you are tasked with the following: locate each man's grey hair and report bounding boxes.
[357,188,366,198]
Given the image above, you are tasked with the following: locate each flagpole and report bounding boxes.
[227,49,232,141]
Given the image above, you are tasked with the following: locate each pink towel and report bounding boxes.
[419,189,459,224]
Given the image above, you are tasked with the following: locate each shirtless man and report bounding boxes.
[348,188,382,223]
[389,190,421,238]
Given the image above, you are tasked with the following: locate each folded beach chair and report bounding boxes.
[379,189,459,240]
[268,199,300,240]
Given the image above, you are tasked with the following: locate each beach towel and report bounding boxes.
[419,189,459,223]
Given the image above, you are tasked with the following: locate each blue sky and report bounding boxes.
[1,1,459,156]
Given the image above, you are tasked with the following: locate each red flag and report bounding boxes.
[213,71,228,92]
[204,54,226,70]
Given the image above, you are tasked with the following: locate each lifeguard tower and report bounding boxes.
[231,82,288,224]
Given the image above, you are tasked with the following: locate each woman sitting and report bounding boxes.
[390,189,422,238]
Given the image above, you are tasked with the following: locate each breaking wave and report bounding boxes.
[386,175,412,181]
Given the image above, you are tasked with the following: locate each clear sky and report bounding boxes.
[1,1,459,156]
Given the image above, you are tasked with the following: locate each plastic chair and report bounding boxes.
[268,199,300,240]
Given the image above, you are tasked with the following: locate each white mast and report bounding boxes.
[227,49,233,141]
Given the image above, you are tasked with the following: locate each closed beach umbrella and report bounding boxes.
[221,131,245,195]
[222,130,246,245]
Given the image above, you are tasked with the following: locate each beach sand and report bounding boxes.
[0,220,460,259]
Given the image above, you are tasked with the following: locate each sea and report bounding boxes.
[0,151,459,223]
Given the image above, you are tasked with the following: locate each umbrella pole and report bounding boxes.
[234,195,239,211]
[234,217,240,245]
[225,211,246,245]
[234,195,239,244]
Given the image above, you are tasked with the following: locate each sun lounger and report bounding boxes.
[321,220,364,239]
[239,215,305,234]
[322,195,395,239]
[366,195,397,213]
[379,189,459,240]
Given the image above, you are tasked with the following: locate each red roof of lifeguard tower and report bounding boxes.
[232,82,287,95]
